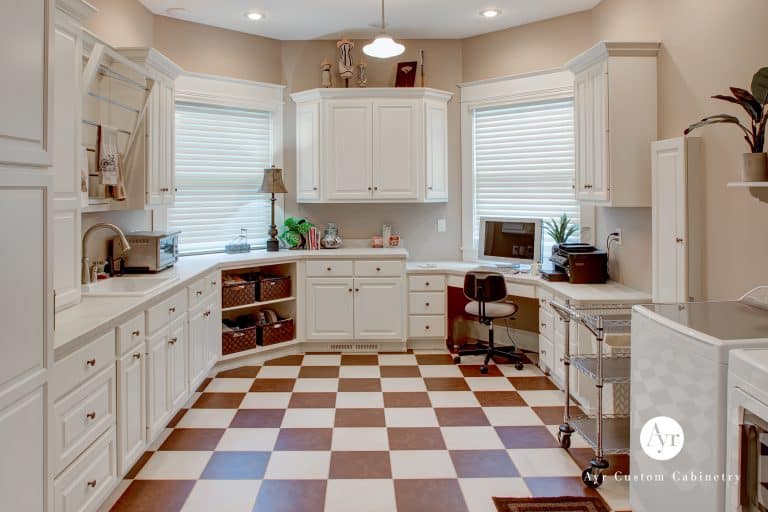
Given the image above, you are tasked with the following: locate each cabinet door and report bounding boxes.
[372,100,420,200]
[146,84,164,205]
[354,278,404,340]
[325,101,373,200]
[146,329,169,438]
[296,101,321,201]
[206,297,220,368]
[425,102,448,201]
[117,348,145,476]
[574,63,609,202]
[162,82,176,205]
[574,71,592,200]
[306,278,355,339]
[188,303,214,391]
[590,63,610,201]
[168,315,188,412]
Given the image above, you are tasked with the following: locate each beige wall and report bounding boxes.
[84,0,154,47]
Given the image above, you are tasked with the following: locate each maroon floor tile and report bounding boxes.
[435,407,490,426]
[216,366,261,378]
[110,480,195,512]
[253,480,327,512]
[166,408,187,428]
[337,378,382,392]
[124,451,153,480]
[250,378,296,393]
[474,391,527,407]
[495,425,559,449]
[394,479,469,512]
[383,392,432,408]
[192,392,245,409]
[341,354,379,366]
[196,378,213,392]
[334,408,386,427]
[568,448,629,476]
[263,355,304,366]
[532,406,584,426]
[387,427,446,450]
[288,392,337,408]
[459,365,503,377]
[508,376,558,390]
[200,451,270,480]
[329,451,392,478]
[159,428,225,451]
[380,366,421,378]
[298,366,340,378]
[274,428,333,450]
[524,476,600,499]
[229,409,285,428]
[449,449,519,478]
[415,354,455,365]
[424,377,471,391]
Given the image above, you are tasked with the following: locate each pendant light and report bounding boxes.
[363,0,405,59]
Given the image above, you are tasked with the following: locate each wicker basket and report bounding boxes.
[258,275,292,302]
[257,318,295,346]
[222,280,256,308]
[222,325,258,355]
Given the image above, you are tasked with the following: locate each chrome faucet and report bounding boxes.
[82,223,131,284]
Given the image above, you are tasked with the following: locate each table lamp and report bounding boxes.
[259,166,287,251]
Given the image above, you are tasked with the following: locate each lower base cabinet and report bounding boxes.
[117,346,146,476]
[146,314,188,440]
[189,295,218,391]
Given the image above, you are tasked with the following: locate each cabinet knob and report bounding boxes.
[676,237,684,243]
[86,358,96,367]
[132,352,142,360]
[169,307,176,313]
[313,187,318,190]
[355,288,360,292]
[428,186,433,190]
[211,281,217,287]
[541,322,547,328]
[348,288,353,292]
[327,267,332,271]
[168,338,178,345]
[425,282,430,287]
[86,411,96,420]
[160,187,169,192]
[368,186,372,191]
[174,187,178,193]
[87,480,97,489]
[132,330,140,336]
[425,302,430,307]
[374,186,378,191]
[376,267,381,272]
[425,325,430,330]
[541,349,547,355]
[203,310,211,317]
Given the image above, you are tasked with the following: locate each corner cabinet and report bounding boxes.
[566,42,660,206]
[291,88,452,203]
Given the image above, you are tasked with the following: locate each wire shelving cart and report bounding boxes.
[548,300,633,489]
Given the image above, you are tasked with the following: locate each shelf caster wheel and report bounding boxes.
[582,467,603,488]
[515,362,524,371]
[479,365,489,374]
[558,432,571,449]
[453,356,461,364]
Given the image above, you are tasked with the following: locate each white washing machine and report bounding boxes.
[726,348,768,511]
[630,287,768,512]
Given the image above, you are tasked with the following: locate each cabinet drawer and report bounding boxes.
[205,271,220,297]
[53,427,118,512]
[537,288,554,310]
[306,260,354,277]
[408,275,445,291]
[187,277,207,308]
[408,292,446,315]
[539,307,555,341]
[116,314,145,356]
[355,260,404,277]
[146,289,187,335]
[408,315,446,339]
[538,335,554,373]
[53,330,115,402]
[53,365,116,475]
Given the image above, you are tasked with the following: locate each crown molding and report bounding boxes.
[55,0,97,24]
[118,47,184,80]
[566,41,661,74]
[290,87,454,103]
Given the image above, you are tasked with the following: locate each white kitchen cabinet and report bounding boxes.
[306,278,355,339]
[168,315,188,412]
[291,88,452,203]
[651,137,704,302]
[566,42,660,206]
[117,347,145,476]
[146,329,169,439]
[189,296,218,392]
[354,278,404,339]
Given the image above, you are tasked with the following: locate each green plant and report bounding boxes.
[279,217,313,248]
[684,67,768,153]
[543,213,578,244]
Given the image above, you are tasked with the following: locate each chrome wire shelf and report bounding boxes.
[570,415,631,455]
[571,354,631,384]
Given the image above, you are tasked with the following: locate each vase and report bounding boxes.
[741,153,768,182]
[320,223,343,249]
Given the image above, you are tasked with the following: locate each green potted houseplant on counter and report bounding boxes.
[544,213,579,254]
[685,67,768,181]
[279,217,313,249]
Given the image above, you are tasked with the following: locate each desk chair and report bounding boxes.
[453,271,525,373]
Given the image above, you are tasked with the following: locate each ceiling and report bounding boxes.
[138,0,601,40]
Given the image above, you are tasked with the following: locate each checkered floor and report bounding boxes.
[104,351,630,512]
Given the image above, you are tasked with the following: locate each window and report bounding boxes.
[169,102,274,254]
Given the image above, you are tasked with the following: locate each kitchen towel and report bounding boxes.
[97,124,119,186]
[107,152,127,201]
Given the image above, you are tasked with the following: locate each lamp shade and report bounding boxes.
[363,34,405,59]
[259,166,287,194]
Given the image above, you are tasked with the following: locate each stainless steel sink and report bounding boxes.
[82,276,174,297]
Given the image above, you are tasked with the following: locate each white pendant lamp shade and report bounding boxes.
[364,0,405,58]
[363,34,405,58]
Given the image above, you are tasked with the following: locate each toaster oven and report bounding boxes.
[116,231,180,273]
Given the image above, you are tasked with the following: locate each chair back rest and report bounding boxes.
[463,271,507,303]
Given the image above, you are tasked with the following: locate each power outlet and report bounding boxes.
[437,218,447,233]
[614,228,623,246]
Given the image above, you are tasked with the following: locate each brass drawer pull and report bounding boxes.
[168,338,178,345]
[168,307,176,313]
[203,310,211,317]
[132,352,142,360]
[86,411,96,420]
[132,330,140,336]
[196,290,203,296]
[211,280,217,287]
[87,480,97,488]
[86,359,96,367]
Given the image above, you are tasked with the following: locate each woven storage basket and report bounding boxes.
[222,280,256,308]
[222,325,258,355]
[257,318,295,346]
[258,275,292,302]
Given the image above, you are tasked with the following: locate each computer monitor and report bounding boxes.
[479,217,542,266]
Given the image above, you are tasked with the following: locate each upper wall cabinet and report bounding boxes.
[566,42,660,206]
[291,88,452,203]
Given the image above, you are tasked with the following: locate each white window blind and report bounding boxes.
[472,98,579,254]
[169,102,273,255]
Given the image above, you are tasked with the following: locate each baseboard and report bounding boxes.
[406,338,449,350]
[300,340,407,353]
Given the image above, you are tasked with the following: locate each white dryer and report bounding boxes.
[630,287,768,512]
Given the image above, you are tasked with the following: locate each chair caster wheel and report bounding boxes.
[558,432,571,449]
[479,365,488,374]
[453,356,461,364]
[515,362,524,371]
[582,467,603,488]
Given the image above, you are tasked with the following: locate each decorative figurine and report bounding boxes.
[357,61,368,88]
[321,58,332,88]
[337,38,354,87]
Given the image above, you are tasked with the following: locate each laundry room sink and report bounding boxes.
[82,276,175,297]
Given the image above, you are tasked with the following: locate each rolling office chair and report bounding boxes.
[453,271,525,373]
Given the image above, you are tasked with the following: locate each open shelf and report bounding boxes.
[569,415,630,455]
[222,296,296,313]
[220,338,300,361]
[571,355,631,384]
[727,181,768,188]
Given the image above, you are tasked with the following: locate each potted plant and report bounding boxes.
[544,213,579,254]
[279,217,313,249]
[685,67,768,181]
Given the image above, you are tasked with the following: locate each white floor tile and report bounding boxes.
[441,427,505,450]
[292,378,339,392]
[136,451,212,480]
[204,378,254,393]
[216,428,279,451]
[254,366,300,378]
[384,407,439,427]
[264,451,331,479]
[176,409,237,429]
[302,354,342,366]
[597,476,631,511]
[378,354,418,366]
[281,408,336,428]
[459,478,530,512]
[239,392,292,409]
[390,450,457,479]
[335,392,384,408]
[380,378,427,392]
[483,407,544,427]
[419,365,464,377]
[181,480,261,512]
[331,427,389,451]
[464,377,516,391]
[325,479,396,512]
[506,448,581,477]
[339,366,381,378]
[428,391,480,407]
[517,390,565,407]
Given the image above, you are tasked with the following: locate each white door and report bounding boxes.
[146,84,164,205]
[354,278,404,339]
[168,315,188,412]
[117,348,145,476]
[325,101,373,200]
[306,278,355,339]
[373,100,421,200]
[296,101,321,201]
[574,62,610,202]
[425,102,448,201]
[146,329,169,438]
[188,306,206,390]
[652,138,688,302]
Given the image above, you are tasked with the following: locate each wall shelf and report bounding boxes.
[220,338,300,361]
[221,296,296,313]
[727,181,768,188]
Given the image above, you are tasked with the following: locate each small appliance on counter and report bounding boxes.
[114,230,180,273]
[544,243,608,284]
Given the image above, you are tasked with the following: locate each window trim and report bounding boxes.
[459,68,594,261]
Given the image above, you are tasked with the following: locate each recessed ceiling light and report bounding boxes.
[245,11,265,21]
[480,8,501,18]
